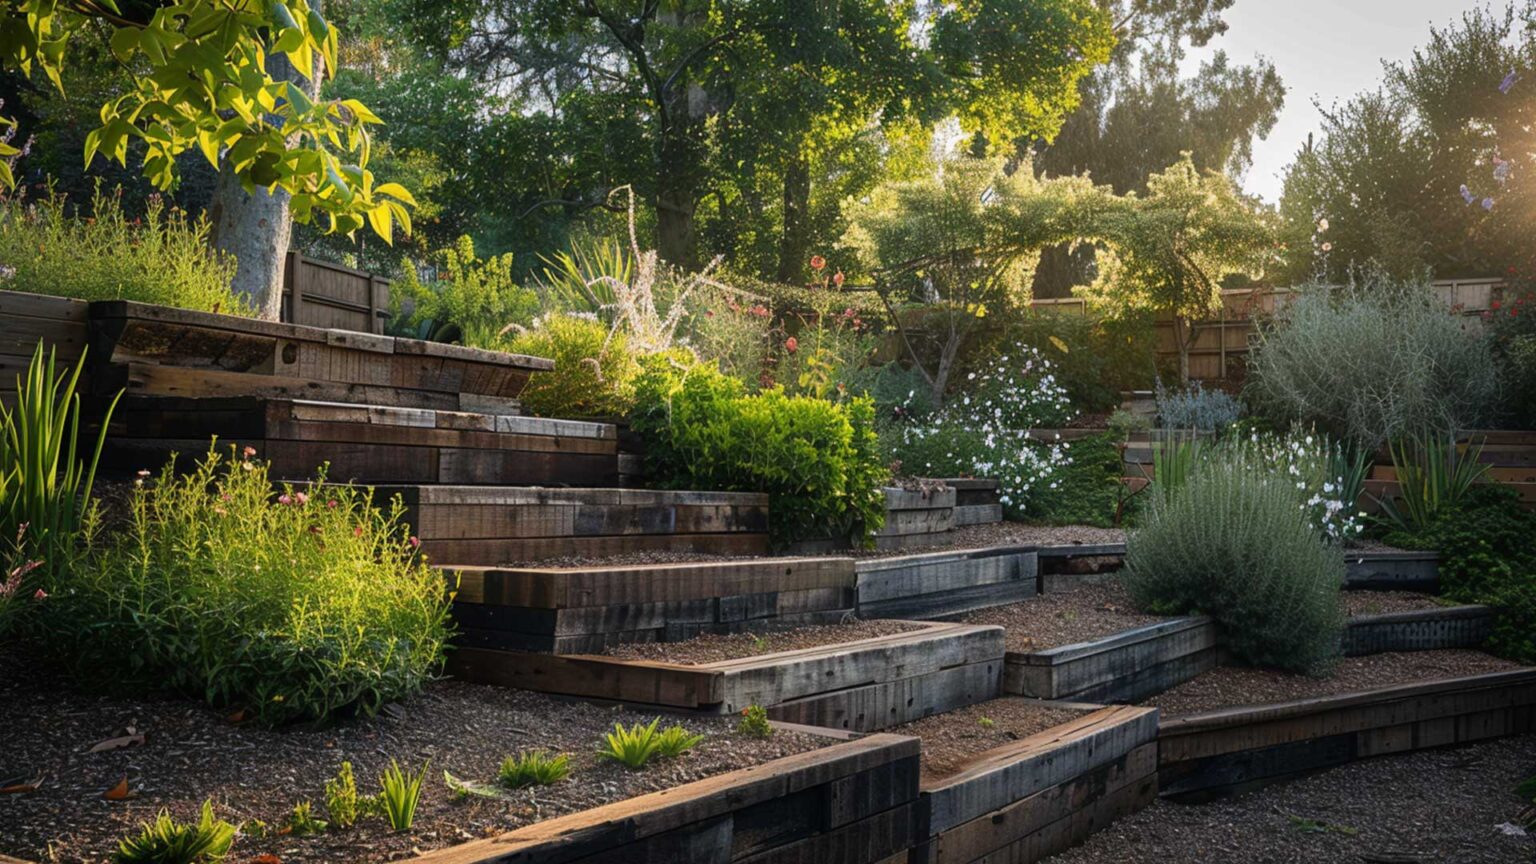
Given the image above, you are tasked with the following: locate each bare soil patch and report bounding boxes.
[961,582,1167,653]
[890,698,1091,780]
[602,619,925,664]
[1342,589,1459,617]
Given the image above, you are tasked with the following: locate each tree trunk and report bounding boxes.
[207,14,322,321]
[775,149,812,282]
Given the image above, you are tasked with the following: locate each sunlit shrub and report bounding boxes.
[508,313,643,418]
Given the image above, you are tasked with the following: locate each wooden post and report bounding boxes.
[284,250,305,327]
[366,272,380,334]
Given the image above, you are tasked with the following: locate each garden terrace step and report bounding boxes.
[1364,477,1536,511]
[941,478,1004,526]
[913,705,1160,864]
[88,299,551,413]
[384,486,770,565]
[1036,543,1126,593]
[854,546,1038,620]
[450,556,857,653]
[1343,605,1494,656]
[1156,668,1536,802]
[1005,617,1222,704]
[447,621,1006,732]
[101,396,619,486]
[787,486,961,554]
[0,290,89,407]
[1344,550,1439,591]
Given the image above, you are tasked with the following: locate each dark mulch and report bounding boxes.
[852,522,1127,559]
[603,619,924,665]
[890,698,1090,780]
[1146,650,1526,718]
[1047,734,1536,864]
[0,654,827,864]
[1342,589,1458,617]
[960,582,1167,653]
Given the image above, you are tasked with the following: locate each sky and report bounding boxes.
[1183,0,1494,202]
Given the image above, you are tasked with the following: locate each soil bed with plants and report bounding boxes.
[888,697,1092,778]
[1145,650,1525,717]
[0,654,828,864]
[1342,589,1457,617]
[960,582,1167,652]
[602,619,923,664]
[1047,733,1536,864]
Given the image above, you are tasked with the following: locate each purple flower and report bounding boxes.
[1500,70,1519,94]
[1494,158,1512,185]
[1483,197,1495,210]
[1460,184,1476,205]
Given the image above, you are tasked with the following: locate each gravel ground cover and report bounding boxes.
[890,698,1091,779]
[1147,650,1525,718]
[1343,589,1458,617]
[1048,734,1536,863]
[960,582,1167,652]
[0,653,826,864]
[602,619,923,664]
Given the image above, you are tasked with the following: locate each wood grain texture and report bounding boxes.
[1342,605,1493,656]
[1005,617,1219,703]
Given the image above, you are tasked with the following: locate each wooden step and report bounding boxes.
[1005,616,1220,704]
[384,486,771,566]
[448,621,1006,732]
[451,556,857,653]
[856,546,1038,620]
[103,396,619,486]
[1343,605,1494,656]
[90,299,552,413]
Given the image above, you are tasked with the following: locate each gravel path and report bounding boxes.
[602,619,923,664]
[1048,734,1536,863]
[0,654,826,864]
[961,582,1167,652]
[891,698,1089,780]
[1343,590,1458,617]
[1147,650,1525,717]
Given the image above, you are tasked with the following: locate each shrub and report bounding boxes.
[283,801,327,836]
[114,800,235,864]
[1246,279,1499,448]
[1155,381,1243,432]
[1484,282,1536,427]
[771,309,876,400]
[736,705,773,738]
[393,235,539,349]
[497,750,571,788]
[508,314,643,418]
[633,358,887,546]
[323,762,360,829]
[1375,433,1490,534]
[0,187,244,315]
[1123,452,1346,674]
[1233,427,1366,542]
[679,283,773,384]
[41,445,452,726]
[1018,433,1123,527]
[994,309,1156,413]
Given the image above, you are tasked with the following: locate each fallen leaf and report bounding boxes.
[0,772,42,794]
[102,776,135,801]
[250,855,283,864]
[226,709,248,724]
[89,733,146,753]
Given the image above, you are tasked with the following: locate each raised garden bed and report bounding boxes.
[1343,549,1440,590]
[448,621,1005,733]
[944,478,1004,526]
[1343,605,1493,656]
[385,486,771,566]
[451,556,856,654]
[0,660,839,864]
[1036,543,1127,593]
[855,546,1037,620]
[0,290,89,406]
[1152,653,1536,802]
[603,619,923,663]
[910,705,1160,864]
[960,582,1164,653]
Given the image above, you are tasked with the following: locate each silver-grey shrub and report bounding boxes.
[1155,381,1243,432]
[1122,453,1345,674]
[1245,278,1499,448]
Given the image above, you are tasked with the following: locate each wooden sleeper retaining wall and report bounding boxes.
[1005,617,1220,704]
[1344,551,1439,591]
[1343,605,1494,656]
[855,547,1038,620]
[0,290,89,407]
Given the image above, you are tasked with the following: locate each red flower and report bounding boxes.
[785,337,798,353]
[32,588,46,600]
[409,536,421,549]
[1492,300,1501,310]
[832,270,845,287]
[809,255,826,271]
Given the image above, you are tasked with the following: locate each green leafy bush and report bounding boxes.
[1021,433,1124,527]
[598,718,665,769]
[283,801,327,836]
[736,704,773,738]
[1485,282,1536,427]
[1123,452,1346,674]
[393,235,539,348]
[507,314,643,418]
[633,358,887,546]
[993,310,1155,413]
[41,445,452,725]
[1246,279,1499,447]
[0,187,245,314]
[497,750,571,788]
[324,762,360,829]
[114,800,235,864]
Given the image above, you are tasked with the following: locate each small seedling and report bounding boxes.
[598,718,664,769]
[444,770,503,801]
[977,716,996,729]
[324,762,359,829]
[377,759,428,831]
[498,750,571,788]
[736,704,773,738]
[1284,811,1357,836]
[114,800,235,864]
[283,801,327,836]
[655,724,705,758]
[1516,775,1536,829]
[236,819,267,839]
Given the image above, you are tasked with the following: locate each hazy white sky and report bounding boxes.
[1183,0,1493,202]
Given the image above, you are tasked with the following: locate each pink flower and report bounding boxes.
[353,525,365,538]
[327,500,338,509]
[408,536,421,549]
[294,492,309,505]
[785,337,798,353]
[32,588,46,600]
[832,271,845,287]
[277,494,292,506]
[242,446,257,459]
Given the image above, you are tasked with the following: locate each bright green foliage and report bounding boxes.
[42,444,452,725]
[0,188,245,314]
[323,762,360,829]
[284,801,327,836]
[994,310,1155,413]
[1376,434,1491,534]
[0,0,411,238]
[1123,452,1346,674]
[736,705,773,738]
[114,800,235,864]
[1022,433,1124,527]
[632,358,887,547]
[654,724,705,759]
[597,718,665,770]
[394,235,539,348]
[376,759,427,831]
[1,343,118,569]
[508,315,644,419]
[1245,278,1499,448]
[497,750,570,788]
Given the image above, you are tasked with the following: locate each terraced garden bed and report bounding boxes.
[959,582,1165,653]
[603,619,923,663]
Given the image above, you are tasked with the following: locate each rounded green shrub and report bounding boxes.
[40,445,452,725]
[1122,454,1345,674]
[509,314,642,418]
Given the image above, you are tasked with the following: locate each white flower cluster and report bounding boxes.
[1242,430,1363,541]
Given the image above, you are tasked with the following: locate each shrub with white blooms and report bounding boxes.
[1233,427,1364,541]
